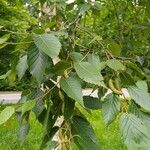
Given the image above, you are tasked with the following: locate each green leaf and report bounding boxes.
[0,106,15,125]
[130,102,150,130]
[71,116,99,150]
[70,52,83,62]
[87,54,100,69]
[18,123,30,145]
[33,33,61,58]
[53,60,71,75]
[16,55,28,80]
[74,62,104,86]
[28,45,49,82]
[64,95,75,120]
[87,54,100,65]
[0,34,10,44]
[107,59,126,71]
[102,93,120,125]
[120,113,150,150]
[108,41,121,56]
[79,3,91,15]
[128,81,150,111]
[125,61,145,77]
[83,96,101,110]
[120,72,135,87]
[21,100,36,116]
[60,76,83,104]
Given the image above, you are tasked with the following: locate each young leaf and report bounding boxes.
[16,55,28,80]
[120,113,150,150]
[71,116,100,150]
[106,59,126,71]
[102,93,120,125]
[0,34,10,44]
[83,96,101,110]
[74,62,104,86]
[60,76,83,105]
[0,106,15,125]
[128,81,150,111]
[18,123,30,145]
[108,41,121,56]
[21,100,36,116]
[33,33,61,58]
[28,45,49,82]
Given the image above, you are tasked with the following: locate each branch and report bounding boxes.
[1,29,30,35]
[4,41,33,45]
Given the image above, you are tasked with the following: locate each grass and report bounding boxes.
[0,111,127,150]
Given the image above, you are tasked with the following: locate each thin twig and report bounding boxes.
[4,41,33,45]
[36,80,60,102]
[1,29,30,35]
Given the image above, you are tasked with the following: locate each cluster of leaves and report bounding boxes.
[0,0,150,149]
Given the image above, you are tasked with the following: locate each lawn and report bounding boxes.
[0,111,126,150]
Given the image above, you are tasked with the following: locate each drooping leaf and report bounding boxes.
[128,81,150,111]
[74,62,104,86]
[107,59,126,71]
[33,100,45,117]
[71,116,99,150]
[120,72,135,87]
[28,45,49,82]
[33,33,61,58]
[60,76,83,104]
[83,96,101,110]
[120,113,150,150]
[0,34,10,44]
[21,100,36,116]
[18,123,30,145]
[16,55,28,80]
[64,95,75,120]
[125,61,145,77]
[0,106,15,125]
[102,93,120,125]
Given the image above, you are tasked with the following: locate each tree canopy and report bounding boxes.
[0,0,150,149]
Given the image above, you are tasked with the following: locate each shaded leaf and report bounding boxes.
[18,123,30,145]
[64,95,75,120]
[53,60,71,75]
[71,116,99,150]
[83,96,101,110]
[102,93,120,125]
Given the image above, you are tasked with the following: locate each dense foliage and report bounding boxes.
[0,0,150,149]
